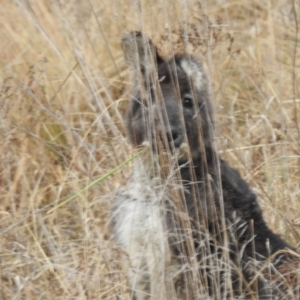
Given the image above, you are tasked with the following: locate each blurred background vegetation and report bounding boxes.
[0,0,299,298]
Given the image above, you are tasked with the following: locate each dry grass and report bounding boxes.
[0,0,300,299]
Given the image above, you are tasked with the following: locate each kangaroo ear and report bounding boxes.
[179,57,206,92]
[122,31,163,74]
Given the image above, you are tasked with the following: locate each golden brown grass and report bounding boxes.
[0,0,299,299]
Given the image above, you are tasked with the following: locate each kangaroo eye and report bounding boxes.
[182,96,194,108]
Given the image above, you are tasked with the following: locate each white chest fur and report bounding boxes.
[111,158,186,299]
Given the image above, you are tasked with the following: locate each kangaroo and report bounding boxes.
[111,31,296,299]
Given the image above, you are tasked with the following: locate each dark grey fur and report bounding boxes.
[111,31,296,299]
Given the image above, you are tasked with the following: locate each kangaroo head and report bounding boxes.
[123,31,214,161]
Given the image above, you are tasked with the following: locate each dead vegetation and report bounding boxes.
[0,0,300,299]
